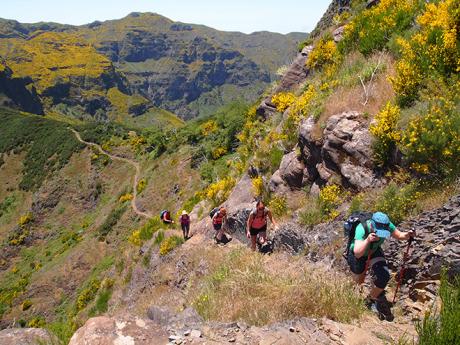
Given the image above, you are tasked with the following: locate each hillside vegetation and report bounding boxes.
[0,1,459,345]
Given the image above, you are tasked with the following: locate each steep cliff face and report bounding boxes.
[0,60,43,114]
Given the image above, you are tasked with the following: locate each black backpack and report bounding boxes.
[343,211,372,258]
[209,207,219,219]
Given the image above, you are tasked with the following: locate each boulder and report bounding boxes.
[278,151,305,189]
[0,328,55,345]
[333,26,345,43]
[68,315,168,345]
[269,169,291,195]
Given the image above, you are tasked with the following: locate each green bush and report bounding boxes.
[373,182,421,225]
[0,107,83,190]
[340,0,420,56]
[154,230,165,246]
[416,270,460,345]
[97,205,127,240]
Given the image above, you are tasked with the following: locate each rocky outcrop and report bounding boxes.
[270,151,306,194]
[297,111,383,190]
[68,310,404,345]
[68,315,169,345]
[385,194,460,307]
[256,45,313,118]
[310,0,352,38]
[0,328,55,345]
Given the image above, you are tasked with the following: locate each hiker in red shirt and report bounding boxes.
[246,200,277,251]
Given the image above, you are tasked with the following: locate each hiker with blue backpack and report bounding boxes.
[344,211,415,318]
[160,210,174,225]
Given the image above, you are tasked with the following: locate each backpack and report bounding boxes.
[250,207,268,225]
[209,207,219,219]
[160,210,168,220]
[343,211,372,258]
[257,238,275,255]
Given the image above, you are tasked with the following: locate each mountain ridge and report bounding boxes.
[0,13,306,120]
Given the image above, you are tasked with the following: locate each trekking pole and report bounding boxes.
[392,236,414,304]
[359,251,373,285]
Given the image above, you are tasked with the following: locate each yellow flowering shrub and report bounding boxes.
[201,120,218,136]
[251,176,264,196]
[374,182,423,224]
[307,37,338,69]
[159,235,184,255]
[319,184,342,218]
[390,0,459,105]
[341,0,418,56]
[198,177,236,206]
[369,102,401,167]
[136,179,146,194]
[271,92,296,112]
[76,279,100,312]
[401,90,460,177]
[268,195,287,217]
[18,213,33,227]
[212,147,227,159]
[118,193,133,203]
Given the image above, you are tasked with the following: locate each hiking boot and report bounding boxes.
[375,297,394,322]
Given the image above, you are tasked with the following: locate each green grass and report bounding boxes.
[97,204,127,240]
[416,270,460,345]
[0,107,84,190]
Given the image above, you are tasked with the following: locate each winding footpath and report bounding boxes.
[70,128,153,219]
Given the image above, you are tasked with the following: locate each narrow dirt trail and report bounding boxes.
[70,128,152,219]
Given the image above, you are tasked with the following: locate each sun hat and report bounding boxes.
[372,212,390,231]
[182,210,188,215]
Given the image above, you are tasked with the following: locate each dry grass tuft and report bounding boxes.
[193,248,364,325]
[312,53,396,140]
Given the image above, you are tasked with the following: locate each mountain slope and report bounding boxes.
[0,14,305,120]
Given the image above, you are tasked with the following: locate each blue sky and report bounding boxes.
[1,0,331,34]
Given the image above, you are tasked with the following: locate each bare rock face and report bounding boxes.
[385,194,460,306]
[68,315,169,345]
[298,112,382,190]
[0,328,54,345]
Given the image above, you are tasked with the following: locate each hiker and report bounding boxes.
[346,212,415,312]
[160,210,174,225]
[246,200,278,251]
[211,207,230,243]
[180,210,190,240]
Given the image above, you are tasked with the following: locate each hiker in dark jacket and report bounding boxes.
[347,212,415,311]
[180,210,190,239]
[246,200,277,251]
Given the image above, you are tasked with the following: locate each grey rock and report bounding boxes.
[0,328,55,345]
[333,26,345,43]
[385,194,460,306]
[298,112,381,190]
[279,151,305,189]
[340,163,378,189]
[190,330,202,338]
